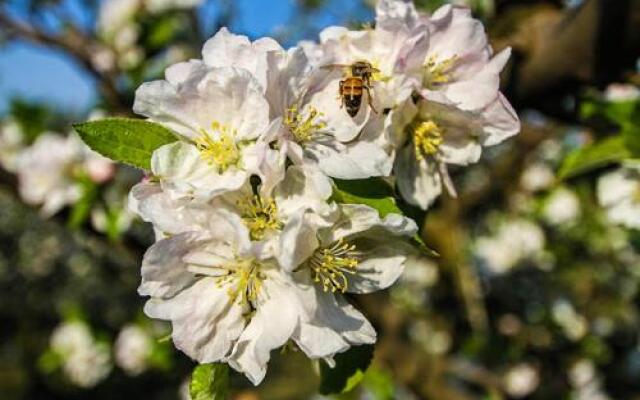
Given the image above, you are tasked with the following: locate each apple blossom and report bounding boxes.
[597,166,640,229]
[134,65,283,200]
[16,133,114,217]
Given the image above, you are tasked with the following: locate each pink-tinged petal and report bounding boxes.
[480,92,520,146]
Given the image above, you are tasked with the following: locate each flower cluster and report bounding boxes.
[129,0,519,384]
[15,132,114,217]
[48,321,112,388]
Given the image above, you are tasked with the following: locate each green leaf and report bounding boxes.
[189,363,229,400]
[319,344,374,395]
[558,136,632,180]
[581,98,640,127]
[73,118,178,170]
[332,178,402,218]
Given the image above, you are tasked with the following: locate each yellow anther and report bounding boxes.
[308,239,359,293]
[194,121,240,172]
[214,259,265,309]
[285,106,327,145]
[237,195,282,241]
[424,55,458,88]
[413,120,444,161]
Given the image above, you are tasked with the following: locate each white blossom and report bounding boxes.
[134,64,283,201]
[16,133,114,217]
[474,218,545,275]
[388,2,520,209]
[520,162,555,192]
[302,0,430,151]
[50,321,112,388]
[264,46,395,180]
[503,363,540,398]
[542,187,581,226]
[0,118,25,172]
[138,207,302,384]
[597,167,640,229]
[278,203,423,362]
[114,324,153,376]
[604,83,640,102]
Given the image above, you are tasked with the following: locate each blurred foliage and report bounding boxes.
[0,0,639,399]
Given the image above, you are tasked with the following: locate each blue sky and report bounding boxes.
[0,0,371,115]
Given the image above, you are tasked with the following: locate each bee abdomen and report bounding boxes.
[344,96,362,117]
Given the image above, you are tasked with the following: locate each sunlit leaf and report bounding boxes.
[73,118,178,170]
[331,178,401,218]
[189,364,229,400]
[558,136,632,180]
[319,345,374,395]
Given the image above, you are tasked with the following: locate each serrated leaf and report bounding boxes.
[189,364,229,400]
[558,136,632,180]
[332,178,401,218]
[319,344,374,395]
[73,118,178,170]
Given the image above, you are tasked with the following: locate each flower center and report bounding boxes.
[424,55,457,88]
[413,120,444,161]
[194,121,240,172]
[215,259,266,309]
[285,106,326,145]
[308,239,360,293]
[237,195,282,241]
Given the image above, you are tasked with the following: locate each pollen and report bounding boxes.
[194,121,240,172]
[285,106,326,145]
[413,120,444,161]
[215,259,265,309]
[424,55,458,88]
[237,195,282,241]
[308,239,360,293]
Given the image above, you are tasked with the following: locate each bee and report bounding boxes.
[321,61,379,117]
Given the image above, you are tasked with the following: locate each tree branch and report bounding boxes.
[0,10,127,112]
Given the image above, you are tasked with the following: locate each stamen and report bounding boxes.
[308,239,360,293]
[194,121,240,172]
[424,55,457,88]
[285,106,327,145]
[413,120,444,161]
[237,195,282,241]
[214,259,265,309]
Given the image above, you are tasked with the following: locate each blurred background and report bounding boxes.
[0,0,639,399]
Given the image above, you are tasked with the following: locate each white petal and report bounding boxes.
[151,142,247,200]
[326,203,417,243]
[480,92,520,146]
[144,278,245,363]
[202,28,282,90]
[138,232,205,299]
[314,140,393,179]
[277,211,320,272]
[346,240,416,293]
[130,181,212,234]
[227,278,299,385]
[395,145,442,210]
[293,273,376,352]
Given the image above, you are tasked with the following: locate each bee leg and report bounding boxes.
[364,85,378,114]
[338,80,345,106]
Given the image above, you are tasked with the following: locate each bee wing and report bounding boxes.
[319,63,351,70]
